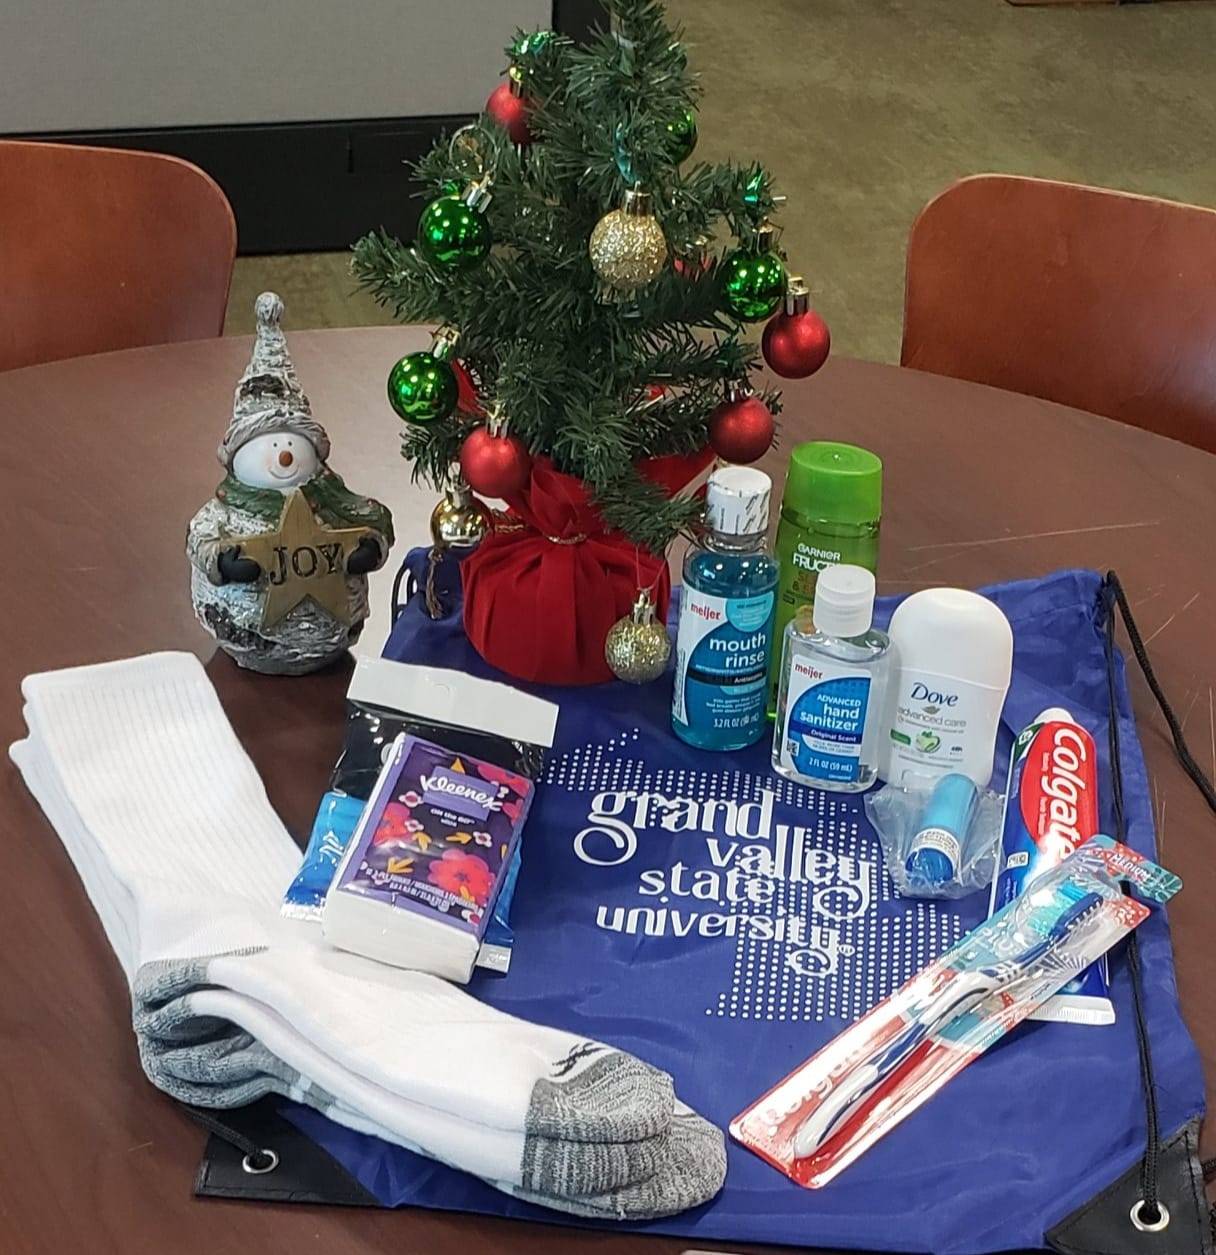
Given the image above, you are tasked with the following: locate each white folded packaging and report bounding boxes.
[10,651,726,1220]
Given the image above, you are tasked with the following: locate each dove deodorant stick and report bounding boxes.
[880,588,1013,789]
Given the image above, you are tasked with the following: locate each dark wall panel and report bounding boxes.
[6,1,607,254]
[20,115,470,255]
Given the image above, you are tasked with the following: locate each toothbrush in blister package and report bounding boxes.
[789,886,1102,1158]
[731,836,1182,1189]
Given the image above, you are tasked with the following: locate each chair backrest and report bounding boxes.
[901,174,1216,454]
[0,141,236,372]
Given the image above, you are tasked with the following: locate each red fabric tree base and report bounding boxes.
[462,450,714,685]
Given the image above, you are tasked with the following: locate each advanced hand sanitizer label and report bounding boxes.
[779,657,871,783]
[673,589,774,743]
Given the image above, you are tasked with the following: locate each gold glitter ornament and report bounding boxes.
[589,187,668,292]
[605,587,672,683]
[430,476,491,550]
[424,474,491,618]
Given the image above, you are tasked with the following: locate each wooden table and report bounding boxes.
[1,327,1212,1255]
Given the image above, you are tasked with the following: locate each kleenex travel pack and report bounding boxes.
[323,732,536,982]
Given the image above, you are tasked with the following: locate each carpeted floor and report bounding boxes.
[227,0,1216,363]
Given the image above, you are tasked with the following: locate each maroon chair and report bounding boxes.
[0,141,236,372]
[901,174,1216,454]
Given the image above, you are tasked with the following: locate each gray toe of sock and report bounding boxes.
[527,1045,675,1144]
[515,1106,728,1220]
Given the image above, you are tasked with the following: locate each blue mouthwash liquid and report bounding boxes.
[672,466,779,751]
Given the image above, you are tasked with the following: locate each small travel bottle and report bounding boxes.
[773,564,890,792]
[672,466,779,751]
[905,773,980,887]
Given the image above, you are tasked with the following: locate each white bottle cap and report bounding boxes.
[705,466,772,536]
[812,564,876,638]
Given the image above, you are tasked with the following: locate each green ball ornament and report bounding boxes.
[417,195,491,272]
[665,109,698,164]
[387,352,458,424]
[720,248,788,322]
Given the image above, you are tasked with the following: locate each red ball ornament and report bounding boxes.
[460,424,532,497]
[709,388,775,464]
[485,75,532,146]
[762,278,831,379]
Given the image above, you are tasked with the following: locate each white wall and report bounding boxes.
[0,0,551,133]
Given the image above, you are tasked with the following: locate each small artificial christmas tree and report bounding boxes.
[354,0,829,684]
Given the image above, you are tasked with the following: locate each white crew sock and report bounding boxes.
[23,735,669,1198]
[11,652,726,1217]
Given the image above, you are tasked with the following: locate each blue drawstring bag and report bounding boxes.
[266,561,1204,1254]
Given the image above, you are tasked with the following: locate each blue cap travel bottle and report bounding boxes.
[905,773,979,886]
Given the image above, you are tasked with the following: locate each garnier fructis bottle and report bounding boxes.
[672,466,779,751]
[768,441,882,713]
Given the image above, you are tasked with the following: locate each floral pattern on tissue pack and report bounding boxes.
[335,735,533,933]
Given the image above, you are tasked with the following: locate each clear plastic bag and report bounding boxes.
[865,777,1003,899]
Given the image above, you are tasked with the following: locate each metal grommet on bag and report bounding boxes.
[241,1148,279,1175]
[1129,1199,1170,1232]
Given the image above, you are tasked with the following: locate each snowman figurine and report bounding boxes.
[187,292,394,674]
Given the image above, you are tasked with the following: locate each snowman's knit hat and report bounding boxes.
[217,292,331,468]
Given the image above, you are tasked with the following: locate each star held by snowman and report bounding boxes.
[225,489,369,629]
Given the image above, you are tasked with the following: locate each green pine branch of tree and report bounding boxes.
[352,0,784,555]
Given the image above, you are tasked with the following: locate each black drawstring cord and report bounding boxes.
[1103,575,1162,1226]
[183,1105,278,1175]
[1104,570,1216,1234]
[390,559,417,624]
[1205,1157,1216,1242]
[1106,573,1216,818]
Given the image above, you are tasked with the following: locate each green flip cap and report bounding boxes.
[781,440,882,524]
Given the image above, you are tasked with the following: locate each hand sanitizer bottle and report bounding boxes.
[672,466,779,751]
[772,563,890,791]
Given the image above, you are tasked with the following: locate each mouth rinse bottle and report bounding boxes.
[772,563,891,792]
[672,466,779,752]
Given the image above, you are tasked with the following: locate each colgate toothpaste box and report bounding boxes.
[989,707,1110,1024]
